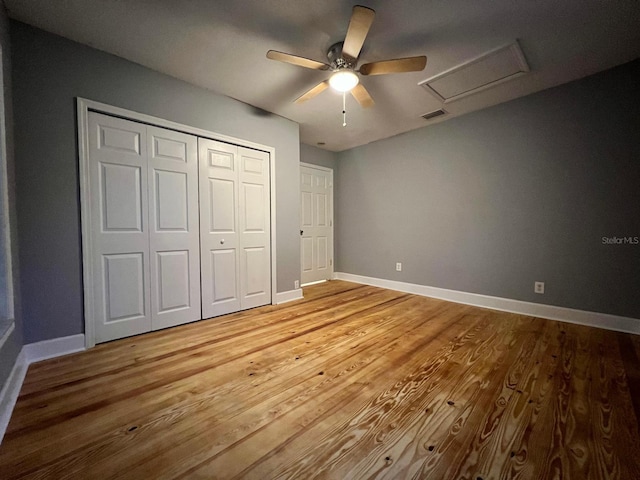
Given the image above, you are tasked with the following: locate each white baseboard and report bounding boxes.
[334,272,640,335]
[0,349,27,443]
[1,334,85,443]
[24,334,86,364]
[275,289,304,304]
[301,279,327,287]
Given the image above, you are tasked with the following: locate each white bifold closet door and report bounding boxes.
[147,125,201,330]
[88,112,201,343]
[199,138,271,318]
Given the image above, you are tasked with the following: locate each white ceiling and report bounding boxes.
[6,0,640,151]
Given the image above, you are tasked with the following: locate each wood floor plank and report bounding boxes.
[226,309,488,479]
[1,280,639,480]
[598,330,640,479]
[259,311,509,480]
[617,330,640,436]
[108,296,460,479]
[489,318,563,479]
[9,286,394,431]
[17,283,370,397]
[2,287,408,469]
[427,314,544,480]
[352,313,539,480]
[189,311,489,479]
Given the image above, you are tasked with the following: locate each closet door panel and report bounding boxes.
[103,253,146,321]
[156,250,191,312]
[238,147,271,309]
[88,112,151,343]
[211,249,238,302]
[199,139,241,318]
[148,126,201,330]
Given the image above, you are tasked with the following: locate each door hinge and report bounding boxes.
[330,220,333,227]
[330,259,333,266]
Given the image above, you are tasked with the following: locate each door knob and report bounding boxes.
[220,239,225,244]
[300,230,303,236]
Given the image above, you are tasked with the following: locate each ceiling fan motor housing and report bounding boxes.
[328,42,356,71]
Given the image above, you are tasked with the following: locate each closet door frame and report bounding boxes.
[77,98,278,349]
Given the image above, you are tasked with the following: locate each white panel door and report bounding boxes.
[88,112,151,343]
[300,164,333,285]
[238,147,271,309]
[147,126,201,330]
[199,138,241,318]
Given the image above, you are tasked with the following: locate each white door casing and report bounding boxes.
[300,163,333,285]
[88,112,151,343]
[199,139,272,318]
[147,126,201,330]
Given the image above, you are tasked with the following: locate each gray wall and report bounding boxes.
[0,8,22,389]
[336,59,640,320]
[12,21,300,344]
[300,144,338,171]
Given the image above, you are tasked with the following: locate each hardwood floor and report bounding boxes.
[1,280,639,479]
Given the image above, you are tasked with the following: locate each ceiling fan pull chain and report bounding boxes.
[342,91,347,127]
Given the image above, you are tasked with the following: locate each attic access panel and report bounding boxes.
[419,42,530,103]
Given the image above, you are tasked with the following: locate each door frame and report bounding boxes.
[78,98,278,348]
[300,162,334,285]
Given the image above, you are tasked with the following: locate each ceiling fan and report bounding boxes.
[266,5,427,109]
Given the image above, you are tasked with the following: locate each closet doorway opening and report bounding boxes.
[78,99,277,347]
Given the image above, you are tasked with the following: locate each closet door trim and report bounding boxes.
[78,98,278,349]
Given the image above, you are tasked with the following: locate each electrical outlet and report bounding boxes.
[534,281,545,294]
[396,262,402,272]
[294,280,299,289]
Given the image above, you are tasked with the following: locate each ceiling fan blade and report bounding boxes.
[267,50,330,70]
[359,56,427,76]
[342,5,375,61]
[350,83,374,108]
[295,80,330,104]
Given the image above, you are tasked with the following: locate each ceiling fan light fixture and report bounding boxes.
[329,70,359,92]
